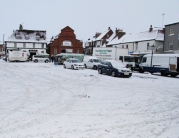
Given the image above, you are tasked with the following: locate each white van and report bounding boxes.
[8,50,28,62]
[83,56,101,70]
[139,54,179,77]
[119,55,135,69]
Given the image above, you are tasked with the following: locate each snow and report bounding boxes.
[95,30,110,41]
[107,30,164,46]
[0,59,179,138]
[6,30,47,43]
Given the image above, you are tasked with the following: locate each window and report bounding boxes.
[126,45,128,49]
[33,43,35,48]
[169,41,174,50]
[119,56,123,62]
[54,48,57,55]
[42,44,44,48]
[142,57,147,63]
[147,43,149,50]
[14,43,17,48]
[41,51,44,53]
[23,43,26,48]
[122,45,124,48]
[169,28,174,35]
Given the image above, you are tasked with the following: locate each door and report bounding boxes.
[169,57,177,72]
[88,59,93,68]
[106,62,112,74]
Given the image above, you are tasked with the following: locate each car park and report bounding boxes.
[32,55,50,63]
[63,58,85,70]
[98,60,132,78]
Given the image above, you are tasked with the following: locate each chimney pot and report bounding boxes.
[149,25,153,32]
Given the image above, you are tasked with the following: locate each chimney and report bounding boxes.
[19,24,23,30]
[115,28,119,35]
[108,27,110,30]
[149,25,153,32]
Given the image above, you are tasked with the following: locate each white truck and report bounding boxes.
[8,50,29,62]
[92,47,135,68]
[83,56,101,70]
[139,54,179,77]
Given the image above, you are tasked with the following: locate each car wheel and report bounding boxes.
[111,71,116,77]
[139,68,144,73]
[161,71,165,76]
[71,65,74,70]
[84,64,87,68]
[93,65,97,70]
[64,64,66,68]
[45,60,49,63]
[34,59,38,63]
[98,69,102,74]
[171,74,177,77]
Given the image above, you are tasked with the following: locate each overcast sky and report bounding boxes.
[0,0,179,43]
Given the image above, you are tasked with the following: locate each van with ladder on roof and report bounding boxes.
[139,54,179,77]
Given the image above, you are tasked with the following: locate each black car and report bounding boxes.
[98,60,132,78]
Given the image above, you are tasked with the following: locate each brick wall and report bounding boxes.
[50,26,83,55]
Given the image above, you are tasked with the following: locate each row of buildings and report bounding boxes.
[84,22,179,55]
[1,22,179,58]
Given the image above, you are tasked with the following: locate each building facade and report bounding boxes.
[164,22,179,53]
[5,25,47,58]
[49,26,83,56]
[0,44,3,56]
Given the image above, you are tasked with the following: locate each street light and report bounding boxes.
[3,34,5,55]
[150,44,155,67]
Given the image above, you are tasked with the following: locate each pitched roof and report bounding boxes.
[6,29,47,43]
[107,29,164,45]
[95,29,111,41]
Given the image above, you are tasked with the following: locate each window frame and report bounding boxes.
[168,41,174,50]
[169,27,174,35]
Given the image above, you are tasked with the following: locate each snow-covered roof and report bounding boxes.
[107,29,164,45]
[165,21,179,26]
[6,29,47,43]
[95,29,110,41]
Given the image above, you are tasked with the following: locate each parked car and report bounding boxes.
[32,55,50,63]
[63,58,85,70]
[83,56,102,70]
[98,60,132,78]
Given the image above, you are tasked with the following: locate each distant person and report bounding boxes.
[51,55,54,63]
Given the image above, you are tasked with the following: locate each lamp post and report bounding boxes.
[91,40,93,56]
[150,45,155,67]
[3,34,5,55]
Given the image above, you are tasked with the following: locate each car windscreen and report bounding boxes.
[110,61,125,68]
[93,59,101,63]
[124,56,133,62]
[71,60,80,63]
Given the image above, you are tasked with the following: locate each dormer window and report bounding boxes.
[16,35,21,39]
[25,35,29,40]
[36,36,40,41]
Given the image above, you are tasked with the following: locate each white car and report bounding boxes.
[32,55,50,63]
[83,56,101,70]
[63,58,85,70]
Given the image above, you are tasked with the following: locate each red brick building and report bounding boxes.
[50,26,83,56]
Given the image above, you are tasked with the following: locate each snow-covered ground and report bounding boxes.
[0,59,179,138]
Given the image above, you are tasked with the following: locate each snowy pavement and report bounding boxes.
[0,59,179,138]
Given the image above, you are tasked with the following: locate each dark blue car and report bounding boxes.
[98,60,132,78]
